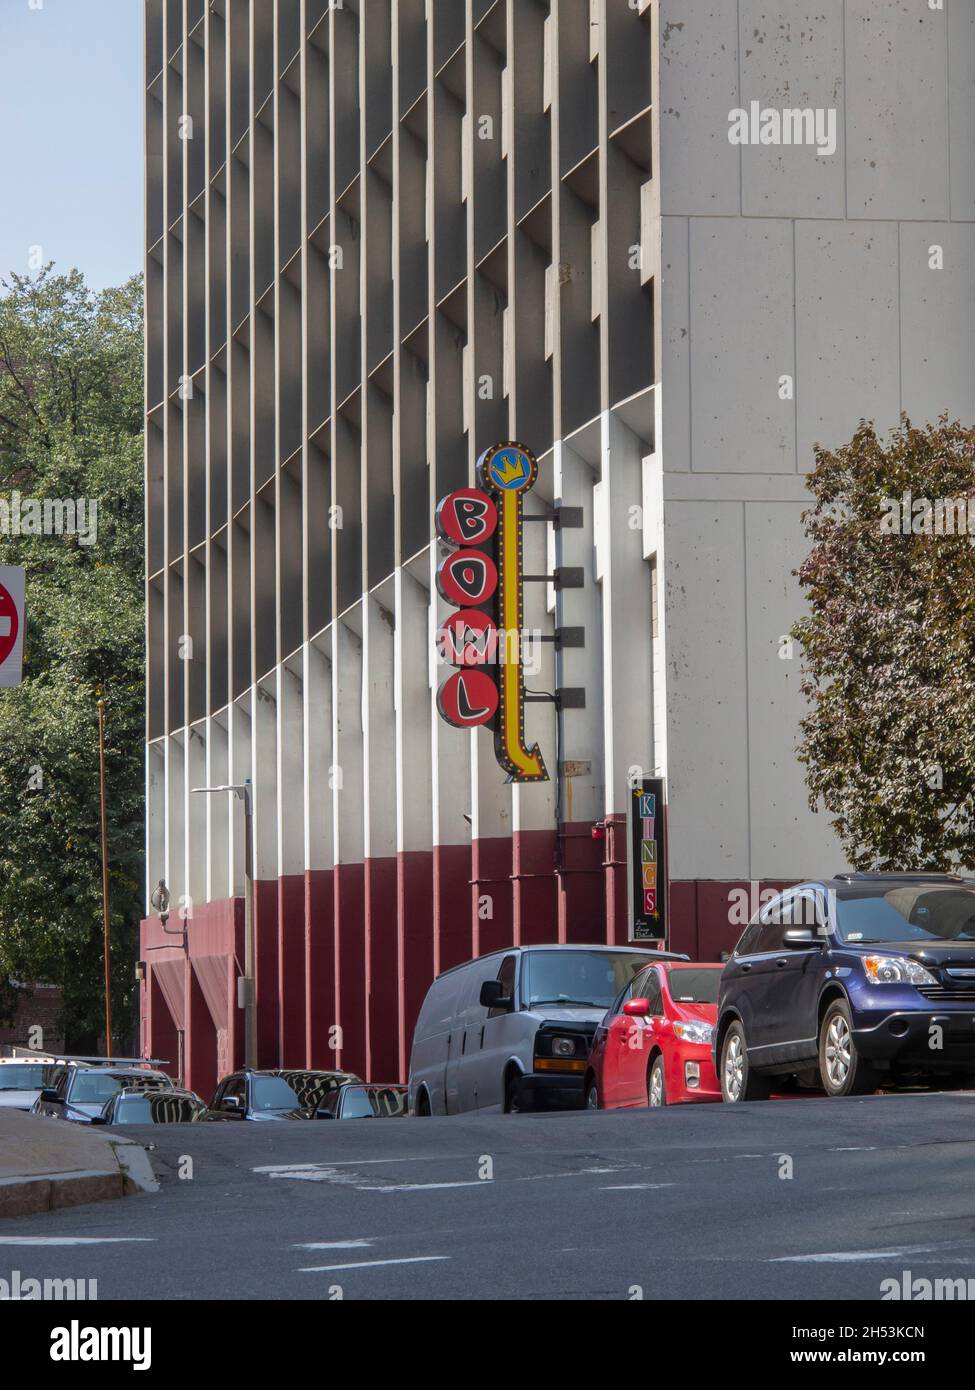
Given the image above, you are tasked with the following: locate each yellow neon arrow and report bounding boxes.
[478,443,549,784]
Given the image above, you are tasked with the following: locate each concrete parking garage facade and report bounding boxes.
[141,0,975,1093]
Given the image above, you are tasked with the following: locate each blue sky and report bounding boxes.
[0,0,143,291]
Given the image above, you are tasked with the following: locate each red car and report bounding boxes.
[584,961,725,1108]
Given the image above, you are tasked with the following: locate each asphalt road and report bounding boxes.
[4,1092,975,1300]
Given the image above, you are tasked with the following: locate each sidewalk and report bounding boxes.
[0,1109,158,1218]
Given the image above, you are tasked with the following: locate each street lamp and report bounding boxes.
[191,780,256,1068]
[148,878,185,942]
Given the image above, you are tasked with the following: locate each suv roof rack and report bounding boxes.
[833,871,969,883]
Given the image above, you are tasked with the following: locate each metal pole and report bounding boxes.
[242,780,256,1069]
[97,698,112,1058]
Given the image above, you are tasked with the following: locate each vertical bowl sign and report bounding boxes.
[433,444,550,784]
[435,489,500,729]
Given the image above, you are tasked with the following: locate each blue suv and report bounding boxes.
[714,873,975,1101]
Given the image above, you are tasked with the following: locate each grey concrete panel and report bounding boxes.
[949,0,975,221]
[663,500,750,879]
[689,218,796,473]
[744,501,842,877]
[795,220,899,468]
[660,217,691,472]
[845,0,949,220]
[899,222,975,427]
[656,0,741,216]
[739,0,845,218]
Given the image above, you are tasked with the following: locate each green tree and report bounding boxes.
[793,416,975,871]
[0,266,143,1049]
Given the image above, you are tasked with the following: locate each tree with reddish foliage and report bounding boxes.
[793,417,975,871]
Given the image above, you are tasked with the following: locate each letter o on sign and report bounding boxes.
[436,549,498,607]
[435,489,498,547]
[436,670,499,728]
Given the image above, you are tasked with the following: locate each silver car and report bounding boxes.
[408,944,687,1115]
[32,1066,174,1124]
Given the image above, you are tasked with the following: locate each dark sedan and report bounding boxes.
[208,1068,359,1121]
[316,1082,409,1119]
[96,1087,208,1125]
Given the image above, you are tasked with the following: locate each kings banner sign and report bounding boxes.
[628,777,668,943]
[435,442,549,783]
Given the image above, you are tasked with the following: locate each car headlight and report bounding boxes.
[672,1020,714,1045]
[863,955,937,986]
[550,1036,577,1057]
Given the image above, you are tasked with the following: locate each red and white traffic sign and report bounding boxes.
[0,566,25,688]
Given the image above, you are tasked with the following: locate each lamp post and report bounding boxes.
[96,698,112,1058]
[191,781,256,1068]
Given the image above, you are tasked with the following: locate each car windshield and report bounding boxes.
[0,1064,50,1091]
[71,1072,164,1104]
[276,1071,353,1110]
[251,1077,301,1112]
[524,950,661,1009]
[340,1086,408,1119]
[665,967,722,1003]
[116,1093,204,1124]
[835,886,975,943]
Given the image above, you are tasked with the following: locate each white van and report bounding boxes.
[408,943,687,1114]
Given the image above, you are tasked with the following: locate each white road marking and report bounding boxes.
[253,1156,469,1173]
[263,1166,364,1184]
[358,1181,485,1192]
[0,1237,155,1246]
[299,1255,450,1273]
[294,1240,376,1250]
[600,1183,675,1191]
[771,1244,943,1263]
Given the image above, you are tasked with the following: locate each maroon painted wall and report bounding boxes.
[140,823,799,1094]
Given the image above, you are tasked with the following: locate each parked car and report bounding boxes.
[32,1066,174,1124]
[95,1087,208,1126]
[585,961,724,1109]
[715,872,975,1102]
[409,944,688,1115]
[0,1058,57,1111]
[209,1068,327,1121]
[266,1068,361,1116]
[316,1082,409,1119]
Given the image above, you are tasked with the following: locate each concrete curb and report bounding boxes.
[0,1168,128,1218]
[0,1111,160,1219]
[109,1136,160,1196]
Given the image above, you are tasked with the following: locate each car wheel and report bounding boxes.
[819,1000,878,1097]
[585,1079,600,1110]
[648,1056,666,1108]
[504,1077,523,1114]
[720,1021,770,1102]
